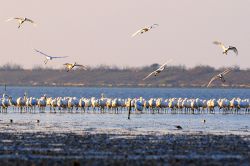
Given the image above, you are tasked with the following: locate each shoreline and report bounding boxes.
[0,112,249,165]
[1,85,250,89]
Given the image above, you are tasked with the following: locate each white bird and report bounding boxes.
[207,68,232,87]
[131,24,159,37]
[34,49,68,64]
[143,59,173,80]
[213,41,238,56]
[6,17,36,28]
[63,62,87,72]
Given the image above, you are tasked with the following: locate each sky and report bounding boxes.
[0,0,250,69]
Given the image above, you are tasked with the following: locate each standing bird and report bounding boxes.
[6,17,36,28]
[63,63,87,72]
[213,41,238,56]
[143,59,173,80]
[34,49,68,64]
[207,68,232,87]
[131,24,159,37]
[175,125,183,130]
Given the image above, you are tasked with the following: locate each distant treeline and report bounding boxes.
[0,63,249,88]
[0,63,247,71]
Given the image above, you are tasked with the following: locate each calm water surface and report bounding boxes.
[1,86,250,99]
[0,86,249,135]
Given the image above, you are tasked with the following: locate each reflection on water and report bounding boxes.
[0,87,249,135]
[0,113,249,135]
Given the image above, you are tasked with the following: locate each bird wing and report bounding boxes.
[207,76,218,87]
[63,63,71,66]
[228,46,238,55]
[5,18,15,22]
[131,29,143,38]
[51,56,68,59]
[6,17,24,22]
[75,64,87,70]
[22,18,37,26]
[34,49,51,58]
[142,71,155,80]
[158,59,173,69]
[149,24,159,29]
[213,41,226,50]
[221,68,232,75]
[25,18,34,23]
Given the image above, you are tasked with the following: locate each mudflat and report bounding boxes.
[0,129,249,165]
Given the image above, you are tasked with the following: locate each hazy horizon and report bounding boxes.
[1,0,250,69]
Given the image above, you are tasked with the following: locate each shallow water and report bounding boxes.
[0,113,249,135]
[0,87,249,135]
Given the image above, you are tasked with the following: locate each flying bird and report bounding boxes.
[131,24,159,37]
[143,59,173,80]
[207,68,232,87]
[213,41,238,56]
[63,63,87,72]
[34,49,68,64]
[6,17,36,28]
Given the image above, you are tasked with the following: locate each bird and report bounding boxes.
[34,49,68,64]
[207,68,232,87]
[10,119,13,123]
[131,24,159,37]
[143,59,173,80]
[37,120,40,123]
[6,17,36,29]
[63,63,87,72]
[175,125,183,130]
[213,41,238,56]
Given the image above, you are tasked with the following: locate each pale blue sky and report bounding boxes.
[0,0,249,69]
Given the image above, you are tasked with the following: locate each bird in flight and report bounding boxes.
[207,68,232,87]
[34,49,68,64]
[63,63,87,72]
[6,17,36,29]
[143,59,173,80]
[213,41,238,56]
[131,24,159,38]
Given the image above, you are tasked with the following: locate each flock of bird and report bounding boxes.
[0,94,249,113]
[5,17,239,87]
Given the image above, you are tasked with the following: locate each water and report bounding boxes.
[0,113,249,135]
[1,86,250,99]
[0,86,249,135]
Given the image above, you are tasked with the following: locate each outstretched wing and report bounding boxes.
[25,18,34,23]
[228,46,238,55]
[213,41,226,51]
[207,76,218,87]
[25,18,37,26]
[34,49,51,58]
[143,71,155,80]
[75,64,87,70]
[149,24,159,29]
[221,68,232,75]
[158,59,173,69]
[51,56,68,59]
[5,18,14,22]
[131,29,143,38]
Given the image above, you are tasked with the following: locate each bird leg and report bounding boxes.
[44,59,48,64]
